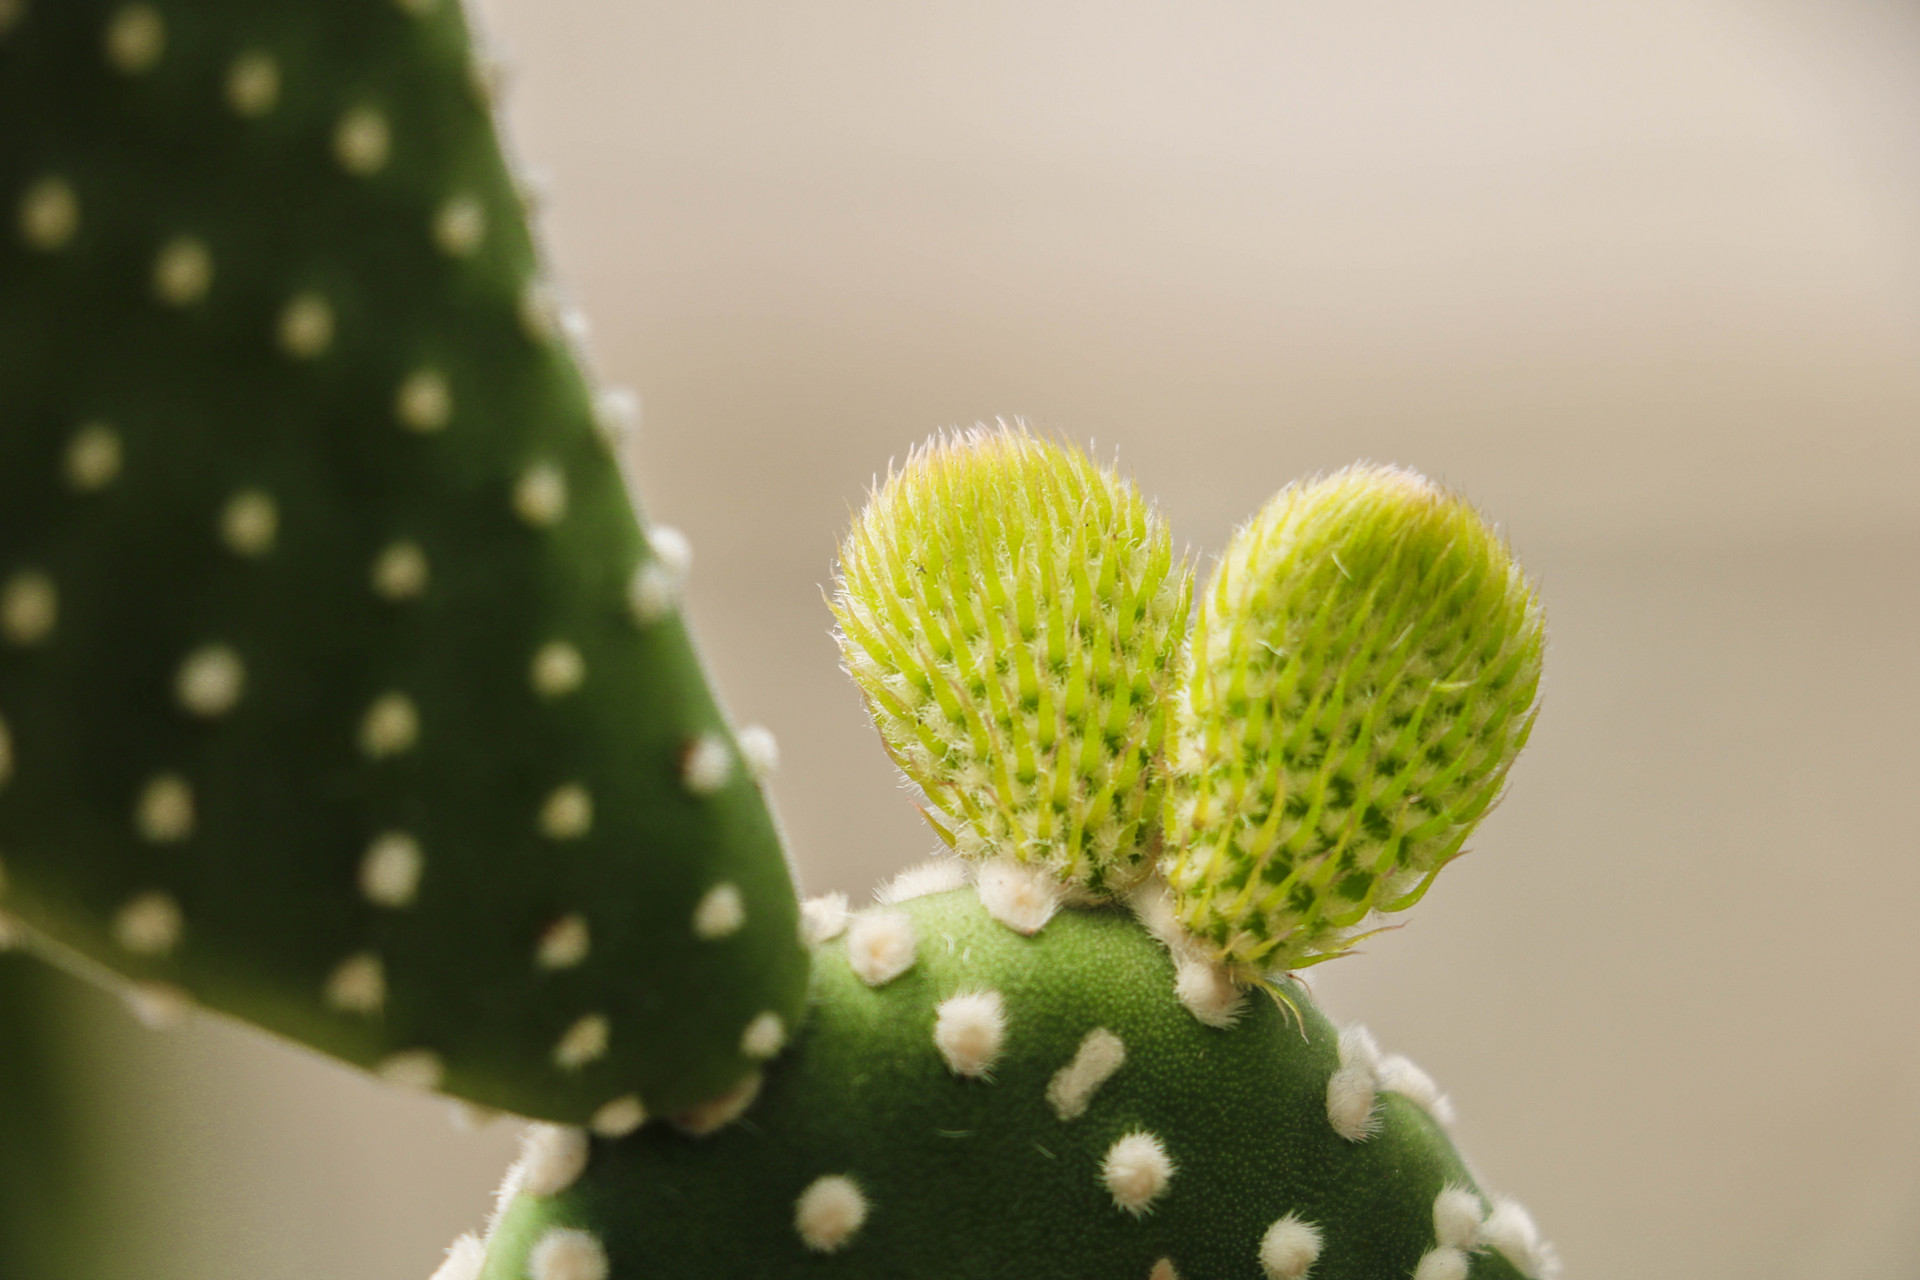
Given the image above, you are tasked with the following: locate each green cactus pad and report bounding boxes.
[1166,466,1546,972]
[475,887,1556,1279]
[0,0,805,1123]
[832,428,1191,898]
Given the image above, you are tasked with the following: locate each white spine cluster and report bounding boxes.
[681,733,734,795]
[65,422,122,490]
[531,641,586,697]
[799,892,850,945]
[323,952,386,1014]
[277,292,334,358]
[220,489,278,557]
[932,990,1005,1078]
[113,891,182,955]
[1379,1053,1455,1127]
[553,1014,609,1070]
[359,692,420,758]
[377,1049,445,1092]
[1411,1247,1469,1280]
[1484,1197,1561,1279]
[692,882,745,940]
[359,832,424,907]
[535,914,591,970]
[876,859,968,904]
[1173,956,1246,1029]
[19,177,79,251]
[0,571,54,645]
[736,724,780,780]
[845,910,917,987]
[518,1124,590,1197]
[333,106,392,176]
[974,858,1060,935]
[528,1227,609,1280]
[135,773,194,842]
[1046,1027,1127,1121]
[539,784,593,839]
[794,1174,868,1253]
[225,51,280,117]
[1432,1185,1483,1249]
[396,368,453,432]
[175,644,245,717]
[1101,1131,1175,1216]
[740,1011,787,1059]
[1325,1023,1382,1142]
[589,1094,646,1138]
[1257,1214,1324,1280]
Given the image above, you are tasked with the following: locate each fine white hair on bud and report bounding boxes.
[735,724,779,780]
[1046,1027,1126,1121]
[19,176,79,251]
[974,858,1060,935]
[794,1174,868,1253]
[932,990,1005,1078]
[530,640,586,698]
[395,367,453,432]
[371,540,429,600]
[0,570,55,646]
[692,882,746,940]
[105,5,165,75]
[539,783,592,839]
[669,1071,761,1137]
[113,890,182,955]
[333,105,391,176]
[1173,956,1246,1029]
[359,691,420,758]
[175,644,245,717]
[134,772,194,842]
[428,1234,485,1280]
[535,914,591,970]
[277,291,333,358]
[681,733,734,795]
[1433,1185,1483,1250]
[1412,1246,1469,1280]
[359,831,424,907]
[800,892,850,945]
[845,910,917,987]
[528,1227,609,1280]
[589,1094,646,1138]
[1257,1213,1324,1280]
[220,489,278,557]
[740,1011,787,1060]
[514,462,568,528]
[517,1124,590,1197]
[1102,1130,1175,1216]
[876,859,968,905]
[553,1013,609,1070]
[1325,1065,1379,1142]
[377,1049,445,1092]
[1380,1052,1456,1127]
[65,421,122,491]
[1484,1197,1561,1279]
[323,951,386,1014]
[123,981,193,1030]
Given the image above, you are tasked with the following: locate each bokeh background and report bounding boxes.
[44,1,1920,1276]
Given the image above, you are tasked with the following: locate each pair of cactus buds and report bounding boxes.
[833,426,1545,979]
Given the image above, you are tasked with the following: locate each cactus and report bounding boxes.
[0,4,1564,1278]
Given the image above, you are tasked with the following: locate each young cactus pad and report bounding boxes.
[476,886,1553,1280]
[1167,466,1546,972]
[832,429,1191,897]
[0,0,806,1122]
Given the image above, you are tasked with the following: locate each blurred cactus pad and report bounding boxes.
[0,0,807,1125]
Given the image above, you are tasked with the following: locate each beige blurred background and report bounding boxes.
[62,1,1920,1276]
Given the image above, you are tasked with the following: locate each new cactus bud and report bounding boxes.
[831,427,1192,898]
[1166,465,1546,972]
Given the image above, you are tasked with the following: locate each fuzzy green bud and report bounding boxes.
[832,428,1191,897]
[1167,465,1545,971]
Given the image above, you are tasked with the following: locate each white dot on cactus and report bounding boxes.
[648,525,693,578]
[113,890,182,955]
[845,910,917,987]
[1149,1260,1180,1280]
[220,489,278,557]
[376,1049,444,1092]
[517,279,558,342]
[517,1123,590,1197]
[876,859,968,905]
[680,732,733,795]
[593,387,639,451]
[669,1071,761,1137]
[1433,1185,1483,1250]
[64,422,122,491]
[799,892,849,945]
[225,50,279,116]
[531,641,585,698]
[1257,1213,1324,1280]
[535,913,591,970]
[1337,1022,1382,1074]
[793,1175,868,1254]
[428,1234,486,1280]
[626,562,678,625]
[395,368,452,432]
[735,724,779,780]
[433,194,486,256]
[559,306,591,346]
[333,106,391,175]
[1411,1246,1469,1280]
[1045,1026,1126,1122]
[152,236,212,306]
[740,1011,787,1060]
[359,692,419,758]
[932,989,1005,1079]
[1,571,56,645]
[447,1101,501,1132]
[553,1013,609,1070]
[513,462,568,527]
[539,783,593,839]
[529,1228,608,1280]
[691,882,745,940]
[590,1094,646,1138]
[1101,1130,1174,1217]
[278,292,334,358]
[19,177,78,250]
[175,644,245,717]
[974,858,1060,935]
[1325,1064,1379,1142]
[1379,1052,1456,1127]
[135,773,194,842]
[1484,1197,1560,1279]
[1173,956,1245,1029]
[104,4,164,73]
[359,831,424,907]
[323,952,386,1014]
[371,541,429,600]
[124,981,193,1030]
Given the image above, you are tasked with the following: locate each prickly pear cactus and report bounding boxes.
[469,431,1560,1280]
[0,0,805,1125]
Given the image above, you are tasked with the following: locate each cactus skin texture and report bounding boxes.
[832,428,1191,898]
[0,0,806,1124]
[1167,466,1546,973]
[481,888,1537,1280]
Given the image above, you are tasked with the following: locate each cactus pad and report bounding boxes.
[0,0,806,1123]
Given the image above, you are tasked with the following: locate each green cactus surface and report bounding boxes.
[0,0,806,1124]
[474,886,1554,1280]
